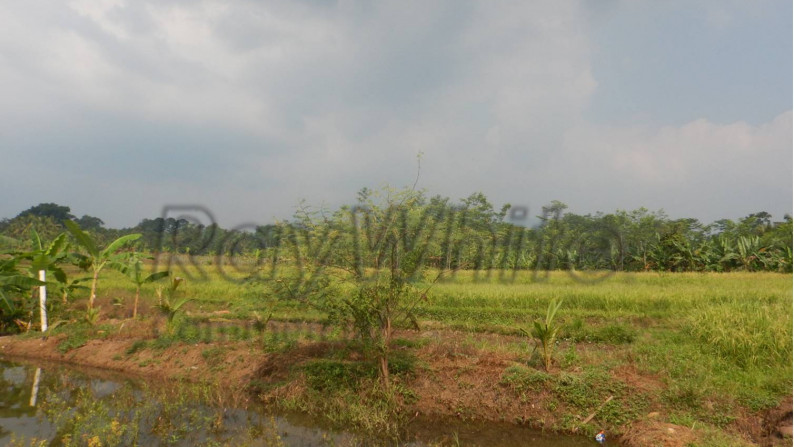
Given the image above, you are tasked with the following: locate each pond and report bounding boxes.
[0,359,594,446]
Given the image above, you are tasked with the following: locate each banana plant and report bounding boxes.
[65,220,141,309]
[736,236,767,272]
[154,273,189,334]
[711,236,737,272]
[8,229,70,332]
[114,253,169,318]
[0,258,44,332]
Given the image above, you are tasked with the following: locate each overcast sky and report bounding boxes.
[1,0,791,228]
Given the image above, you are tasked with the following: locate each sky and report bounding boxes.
[1,0,791,229]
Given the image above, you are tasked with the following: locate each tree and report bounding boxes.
[16,203,75,225]
[76,215,105,231]
[65,221,141,309]
[271,185,439,390]
[114,253,169,318]
[2,215,63,247]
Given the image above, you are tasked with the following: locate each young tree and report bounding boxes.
[114,253,169,318]
[65,221,141,309]
[271,185,441,390]
[0,258,44,333]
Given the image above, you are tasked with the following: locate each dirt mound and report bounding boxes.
[760,396,793,446]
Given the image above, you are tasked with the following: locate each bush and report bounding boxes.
[303,360,374,391]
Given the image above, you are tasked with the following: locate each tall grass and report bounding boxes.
[686,300,792,367]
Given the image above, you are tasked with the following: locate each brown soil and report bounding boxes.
[621,421,699,447]
[0,331,259,390]
[760,396,794,446]
[0,322,788,447]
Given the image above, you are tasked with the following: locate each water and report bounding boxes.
[0,359,594,446]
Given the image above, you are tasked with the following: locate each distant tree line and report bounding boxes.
[1,195,791,274]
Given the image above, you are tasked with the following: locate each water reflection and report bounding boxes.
[0,359,592,446]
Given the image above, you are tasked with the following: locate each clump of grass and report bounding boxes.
[500,364,552,394]
[126,340,147,355]
[553,369,646,426]
[563,319,635,344]
[55,322,106,353]
[201,346,226,369]
[281,373,403,437]
[685,301,792,367]
[57,332,89,353]
[303,360,375,392]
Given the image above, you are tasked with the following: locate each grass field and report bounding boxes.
[37,262,794,445]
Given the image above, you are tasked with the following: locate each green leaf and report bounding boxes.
[0,275,44,289]
[30,228,43,252]
[0,289,17,314]
[101,233,141,258]
[70,253,92,271]
[65,220,99,258]
[31,253,51,272]
[52,267,67,284]
[143,271,170,284]
[46,233,68,258]
[546,298,563,325]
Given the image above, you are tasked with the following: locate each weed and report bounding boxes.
[201,346,226,369]
[500,364,551,394]
[596,324,636,344]
[126,340,147,355]
[84,306,101,326]
[303,360,374,392]
[57,324,92,353]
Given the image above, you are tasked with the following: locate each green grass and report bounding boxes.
[55,263,792,440]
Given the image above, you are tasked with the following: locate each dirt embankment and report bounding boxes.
[1,326,790,447]
[0,333,258,388]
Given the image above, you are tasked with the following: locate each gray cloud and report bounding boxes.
[0,0,790,228]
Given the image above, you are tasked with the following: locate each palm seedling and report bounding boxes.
[522,298,564,372]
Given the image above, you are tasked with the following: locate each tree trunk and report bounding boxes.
[89,270,99,309]
[133,286,140,319]
[379,316,392,390]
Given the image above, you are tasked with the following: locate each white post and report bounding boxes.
[38,270,47,332]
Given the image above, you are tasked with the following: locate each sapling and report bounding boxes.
[522,298,564,372]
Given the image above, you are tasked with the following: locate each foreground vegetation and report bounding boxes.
[3,265,789,446]
[0,190,791,445]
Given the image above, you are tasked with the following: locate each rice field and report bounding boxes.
[85,263,792,428]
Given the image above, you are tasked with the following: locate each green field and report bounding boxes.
[91,266,792,405]
[18,262,792,445]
